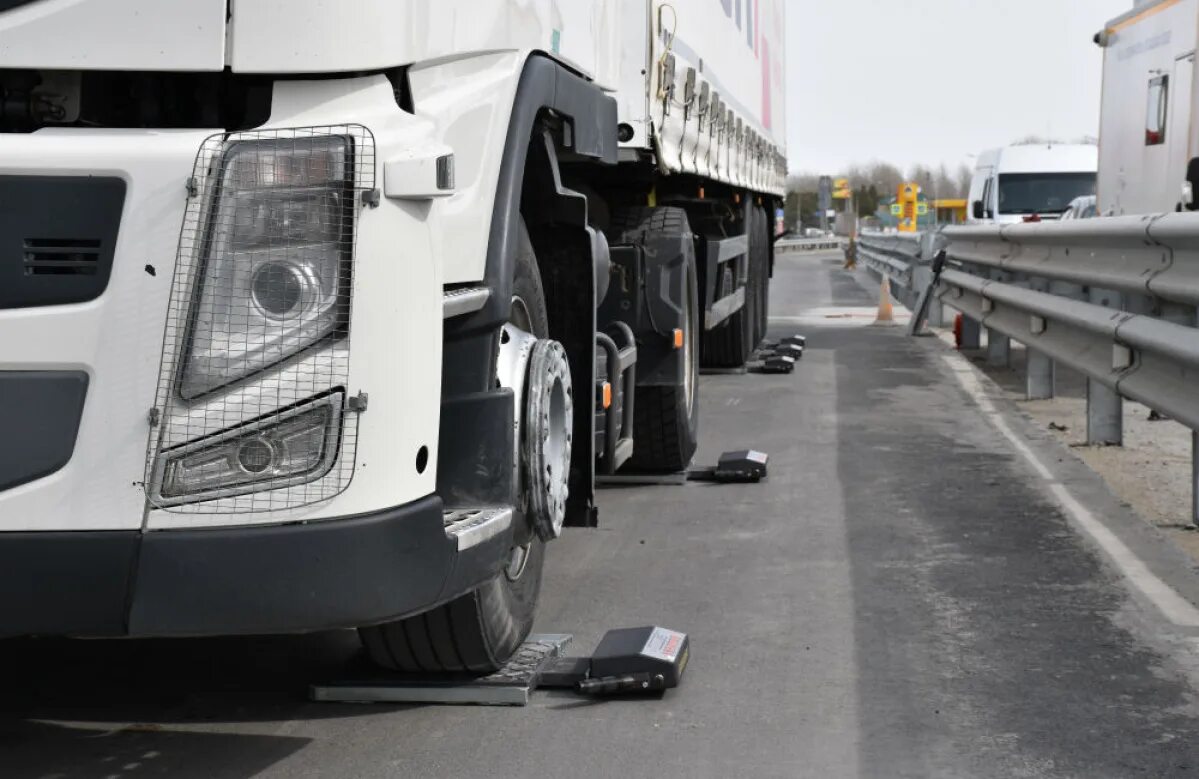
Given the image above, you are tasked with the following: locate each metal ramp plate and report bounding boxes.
[596,470,690,486]
[309,634,572,707]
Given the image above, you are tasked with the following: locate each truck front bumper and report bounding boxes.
[0,494,501,638]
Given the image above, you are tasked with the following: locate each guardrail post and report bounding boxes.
[987,328,1010,367]
[1087,381,1123,445]
[1161,302,1198,328]
[986,269,1010,366]
[1086,286,1123,446]
[1026,278,1055,399]
[1026,350,1054,400]
[961,315,981,349]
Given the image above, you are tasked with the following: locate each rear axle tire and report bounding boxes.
[606,206,700,473]
[750,204,770,348]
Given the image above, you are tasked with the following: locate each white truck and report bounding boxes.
[0,0,785,672]
[965,144,1098,224]
[1095,0,1198,215]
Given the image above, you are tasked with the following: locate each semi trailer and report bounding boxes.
[0,0,786,672]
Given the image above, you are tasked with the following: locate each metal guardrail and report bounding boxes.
[858,220,1199,524]
[936,216,1199,424]
[776,237,843,254]
[929,215,1199,524]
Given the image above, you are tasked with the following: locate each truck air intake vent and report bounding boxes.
[0,176,125,309]
[23,238,102,275]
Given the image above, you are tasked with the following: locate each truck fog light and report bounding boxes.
[236,438,275,474]
[154,393,343,505]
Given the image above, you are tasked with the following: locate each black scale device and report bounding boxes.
[311,627,690,707]
[750,334,806,374]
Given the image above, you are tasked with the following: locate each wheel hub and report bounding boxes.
[496,324,574,543]
[522,339,573,540]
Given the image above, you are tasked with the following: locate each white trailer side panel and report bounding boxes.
[622,0,786,195]
[1098,0,1198,215]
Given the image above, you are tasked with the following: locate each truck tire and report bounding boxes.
[751,204,770,348]
[360,224,549,674]
[701,204,755,368]
[607,207,700,473]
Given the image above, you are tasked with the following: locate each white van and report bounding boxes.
[966,145,1099,224]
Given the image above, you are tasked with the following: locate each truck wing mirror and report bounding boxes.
[1187,158,1199,211]
[972,200,985,220]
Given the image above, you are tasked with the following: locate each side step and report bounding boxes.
[443,508,513,550]
[442,286,491,319]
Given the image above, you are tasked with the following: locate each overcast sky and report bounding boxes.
[785,0,1132,175]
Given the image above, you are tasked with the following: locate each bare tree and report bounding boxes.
[788,158,976,203]
[955,163,973,198]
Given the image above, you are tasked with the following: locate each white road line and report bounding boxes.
[942,357,1054,481]
[941,352,1199,628]
[1048,484,1199,627]
[770,306,911,328]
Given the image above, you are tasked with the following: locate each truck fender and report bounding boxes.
[442,55,616,529]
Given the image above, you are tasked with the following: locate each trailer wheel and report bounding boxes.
[701,203,755,368]
[360,224,550,674]
[607,206,700,473]
[751,205,770,347]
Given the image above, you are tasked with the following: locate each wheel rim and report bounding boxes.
[523,340,573,540]
[496,294,573,580]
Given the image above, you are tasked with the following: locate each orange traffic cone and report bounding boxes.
[874,277,895,325]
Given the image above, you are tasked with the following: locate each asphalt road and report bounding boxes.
[5,250,1199,778]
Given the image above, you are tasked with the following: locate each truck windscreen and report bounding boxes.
[998,173,1096,215]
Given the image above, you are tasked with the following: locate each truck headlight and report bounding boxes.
[180,136,354,399]
[155,393,343,504]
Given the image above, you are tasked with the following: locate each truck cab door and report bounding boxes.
[1167,54,1196,210]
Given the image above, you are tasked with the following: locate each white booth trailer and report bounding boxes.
[1096,0,1199,215]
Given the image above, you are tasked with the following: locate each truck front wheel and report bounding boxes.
[360,224,553,673]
